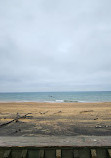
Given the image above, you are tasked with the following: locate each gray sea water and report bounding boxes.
[0,91,111,103]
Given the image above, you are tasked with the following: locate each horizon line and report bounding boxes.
[0,90,111,93]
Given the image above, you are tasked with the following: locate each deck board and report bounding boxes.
[0,136,111,147]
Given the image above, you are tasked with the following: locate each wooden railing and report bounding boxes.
[0,136,111,158]
[0,146,111,158]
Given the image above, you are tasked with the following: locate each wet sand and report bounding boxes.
[0,102,111,136]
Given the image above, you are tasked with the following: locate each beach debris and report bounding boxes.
[12,128,21,134]
[80,110,94,114]
[53,111,62,114]
[39,111,49,114]
[25,115,33,119]
[94,118,98,120]
[95,125,111,128]
[0,113,32,128]
[95,125,102,128]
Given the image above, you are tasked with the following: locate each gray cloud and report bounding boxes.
[0,0,111,92]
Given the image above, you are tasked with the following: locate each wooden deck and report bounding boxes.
[0,136,111,158]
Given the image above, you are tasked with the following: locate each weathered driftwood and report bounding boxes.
[80,110,94,114]
[39,111,49,114]
[53,111,62,114]
[15,113,32,122]
[0,113,32,128]
[0,119,15,127]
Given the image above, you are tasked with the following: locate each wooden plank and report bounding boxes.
[56,149,61,158]
[11,150,22,158]
[28,150,40,158]
[3,150,11,158]
[0,147,111,158]
[45,149,56,158]
[78,148,91,158]
[61,149,73,158]
[73,149,79,158]
[96,149,107,158]
[21,150,27,158]
[0,150,4,158]
[39,150,44,158]
[107,149,111,158]
[91,149,97,158]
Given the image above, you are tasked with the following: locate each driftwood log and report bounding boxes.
[0,113,32,128]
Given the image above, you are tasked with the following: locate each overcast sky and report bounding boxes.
[0,0,111,92]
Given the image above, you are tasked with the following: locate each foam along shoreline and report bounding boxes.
[0,100,109,103]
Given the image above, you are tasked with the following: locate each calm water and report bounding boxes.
[0,91,111,102]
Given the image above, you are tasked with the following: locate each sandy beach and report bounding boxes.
[0,102,111,136]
